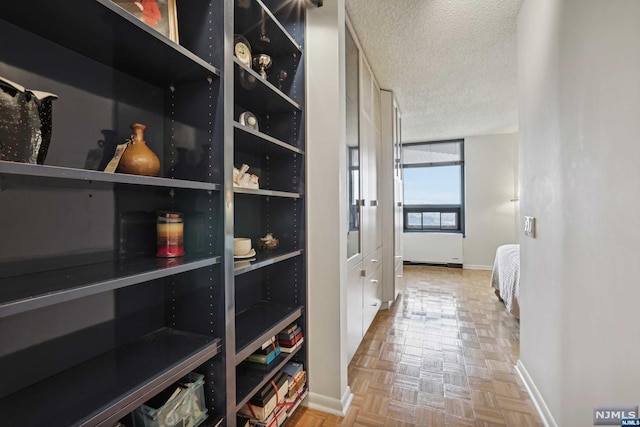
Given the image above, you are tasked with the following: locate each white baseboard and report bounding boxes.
[305,387,354,417]
[463,264,493,270]
[515,360,558,427]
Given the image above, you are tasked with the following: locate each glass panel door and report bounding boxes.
[346,28,361,259]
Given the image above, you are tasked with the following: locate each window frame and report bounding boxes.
[402,139,465,234]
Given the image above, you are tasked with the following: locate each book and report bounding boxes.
[284,388,308,418]
[279,323,298,336]
[245,346,280,364]
[253,341,280,355]
[286,371,306,400]
[250,371,289,407]
[279,337,303,353]
[238,372,289,421]
[277,326,302,342]
[278,331,303,348]
[259,336,278,351]
[247,405,287,427]
[281,362,303,378]
[238,394,276,422]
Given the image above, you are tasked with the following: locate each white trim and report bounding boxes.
[380,300,394,310]
[463,264,493,271]
[515,360,559,427]
[305,387,354,417]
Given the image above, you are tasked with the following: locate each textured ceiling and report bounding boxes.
[345,0,523,142]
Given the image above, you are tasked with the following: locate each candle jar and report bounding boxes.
[156,211,185,257]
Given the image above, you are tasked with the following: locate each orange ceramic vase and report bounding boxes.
[117,123,161,176]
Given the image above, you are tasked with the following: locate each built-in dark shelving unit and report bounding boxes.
[229,3,308,421]
[0,0,227,424]
[1,0,309,423]
[0,328,221,427]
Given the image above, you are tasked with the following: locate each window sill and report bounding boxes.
[403,229,464,235]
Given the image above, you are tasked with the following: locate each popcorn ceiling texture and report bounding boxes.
[345,0,522,142]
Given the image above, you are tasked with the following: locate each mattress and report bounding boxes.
[490,244,520,316]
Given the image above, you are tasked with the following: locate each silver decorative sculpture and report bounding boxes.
[252,54,272,79]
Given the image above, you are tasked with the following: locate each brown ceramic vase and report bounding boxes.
[117,123,161,176]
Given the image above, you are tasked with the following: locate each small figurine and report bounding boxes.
[233,163,260,189]
[257,233,279,250]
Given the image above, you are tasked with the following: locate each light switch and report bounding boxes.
[524,216,535,238]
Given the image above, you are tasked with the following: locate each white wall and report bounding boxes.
[518,1,640,426]
[305,0,353,416]
[402,133,518,268]
[403,233,463,264]
[463,133,519,269]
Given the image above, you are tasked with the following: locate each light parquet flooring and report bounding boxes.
[287,266,542,427]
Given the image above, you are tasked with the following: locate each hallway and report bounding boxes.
[288,266,542,426]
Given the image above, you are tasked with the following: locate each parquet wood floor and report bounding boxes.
[287,266,542,427]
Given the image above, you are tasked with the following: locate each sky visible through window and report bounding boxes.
[404,165,462,205]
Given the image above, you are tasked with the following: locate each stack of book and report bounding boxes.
[277,323,303,354]
[238,371,289,427]
[246,336,281,365]
[280,362,308,419]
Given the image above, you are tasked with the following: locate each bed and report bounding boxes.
[490,244,520,317]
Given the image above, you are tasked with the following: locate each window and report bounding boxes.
[402,140,464,232]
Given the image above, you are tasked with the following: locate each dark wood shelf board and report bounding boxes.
[235,303,303,364]
[233,186,301,199]
[234,122,304,155]
[235,346,301,410]
[0,328,221,427]
[235,0,302,55]
[234,249,303,276]
[234,59,302,114]
[0,161,221,191]
[0,0,220,87]
[0,255,220,319]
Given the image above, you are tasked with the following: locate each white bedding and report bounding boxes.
[490,244,520,316]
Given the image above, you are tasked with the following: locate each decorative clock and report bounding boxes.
[239,111,259,131]
[234,34,252,68]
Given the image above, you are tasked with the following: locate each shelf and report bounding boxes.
[235,0,302,55]
[235,302,303,363]
[234,187,301,199]
[0,161,221,191]
[234,59,302,114]
[234,249,303,276]
[234,122,304,155]
[201,415,225,427]
[0,254,220,319]
[235,346,302,410]
[0,0,220,87]
[0,328,221,427]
